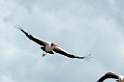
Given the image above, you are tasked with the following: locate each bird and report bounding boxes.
[15,25,91,60]
[97,72,124,82]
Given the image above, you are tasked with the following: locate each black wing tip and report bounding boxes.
[70,54,92,61]
[82,54,91,58]
[96,79,103,82]
[78,54,92,61]
[14,24,23,31]
[14,24,28,35]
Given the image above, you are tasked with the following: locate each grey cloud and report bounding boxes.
[0,0,124,82]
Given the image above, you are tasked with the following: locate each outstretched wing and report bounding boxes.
[15,26,49,46]
[97,72,119,82]
[53,46,91,59]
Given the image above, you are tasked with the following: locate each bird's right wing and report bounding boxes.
[53,46,91,60]
[15,26,49,46]
[97,72,119,82]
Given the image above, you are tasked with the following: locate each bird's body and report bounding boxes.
[41,42,57,55]
[97,72,124,82]
[44,43,54,52]
[15,25,91,60]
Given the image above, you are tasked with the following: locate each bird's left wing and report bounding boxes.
[97,72,119,82]
[53,46,91,60]
[15,25,49,46]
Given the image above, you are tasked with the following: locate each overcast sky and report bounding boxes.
[0,0,124,82]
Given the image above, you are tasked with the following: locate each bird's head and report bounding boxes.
[118,77,124,82]
[51,43,58,47]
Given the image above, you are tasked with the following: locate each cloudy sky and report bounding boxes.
[0,0,124,82]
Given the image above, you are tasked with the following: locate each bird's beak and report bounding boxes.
[54,44,58,46]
